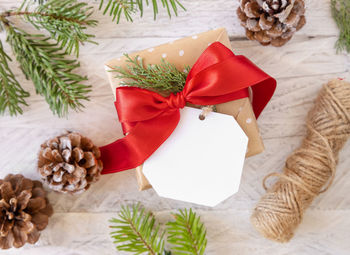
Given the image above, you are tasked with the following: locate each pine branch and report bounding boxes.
[331,0,350,53]
[112,54,190,93]
[6,26,91,117]
[15,0,98,57]
[99,0,186,23]
[109,204,167,255]
[34,0,46,4]
[166,209,207,255]
[0,41,29,116]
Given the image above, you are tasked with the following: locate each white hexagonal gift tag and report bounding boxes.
[142,107,248,207]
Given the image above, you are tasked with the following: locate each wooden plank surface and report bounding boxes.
[0,0,349,254]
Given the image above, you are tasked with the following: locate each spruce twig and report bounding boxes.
[331,0,350,53]
[19,0,98,57]
[0,0,95,116]
[37,0,186,22]
[167,209,207,255]
[6,26,91,117]
[109,205,207,255]
[34,0,46,4]
[112,54,190,93]
[109,204,167,255]
[37,0,186,23]
[99,0,186,23]
[0,41,29,116]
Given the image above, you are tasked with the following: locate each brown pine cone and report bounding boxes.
[38,132,103,194]
[237,0,306,46]
[0,174,53,249]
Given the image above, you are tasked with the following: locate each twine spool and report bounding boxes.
[251,79,350,242]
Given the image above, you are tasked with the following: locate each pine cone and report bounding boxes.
[38,132,103,194]
[237,0,306,46]
[0,174,53,249]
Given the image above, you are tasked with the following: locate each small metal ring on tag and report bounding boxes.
[199,106,215,120]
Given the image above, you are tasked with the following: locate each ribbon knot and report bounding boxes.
[166,92,186,109]
[100,42,276,174]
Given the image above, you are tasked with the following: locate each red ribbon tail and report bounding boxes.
[100,111,180,174]
[251,77,276,118]
[232,56,276,118]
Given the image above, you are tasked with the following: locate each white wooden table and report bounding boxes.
[1,1,350,254]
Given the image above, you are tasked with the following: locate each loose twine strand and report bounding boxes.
[251,79,350,242]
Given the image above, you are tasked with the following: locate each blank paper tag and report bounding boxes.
[143,107,248,207]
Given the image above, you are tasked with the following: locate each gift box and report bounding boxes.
[104,28,265,191]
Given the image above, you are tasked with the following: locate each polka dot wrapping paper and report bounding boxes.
[104,28,265,191]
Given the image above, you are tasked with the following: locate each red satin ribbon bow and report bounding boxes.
[100,42,276,174]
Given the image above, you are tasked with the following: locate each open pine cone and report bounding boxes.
[38,132,103,194]
[0,174,53,249]
[237,0,306,46]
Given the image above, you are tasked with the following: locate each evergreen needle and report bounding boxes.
[109,205,207,255]
[6,26,91,117]
[0,0,95,116]
[99,0,186,23]
[167,209,207,255]
[331,0,350,53]
[0,41,29,116]
[20,0,98,57]
[109,204,166,255]
[112,54,190,93]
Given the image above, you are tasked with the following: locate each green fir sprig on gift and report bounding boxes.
[112,54,190,93]
[109,204,207,255]
[331,0,350,53]
[0,0,97,116]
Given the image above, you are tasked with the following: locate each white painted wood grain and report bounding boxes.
[0,0,349,254]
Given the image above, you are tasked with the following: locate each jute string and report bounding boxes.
[251,79,350,242]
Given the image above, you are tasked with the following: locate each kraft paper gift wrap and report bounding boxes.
[104,28,264,191]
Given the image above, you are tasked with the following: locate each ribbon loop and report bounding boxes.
[166,92,186,109]
[100,42,277,174]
